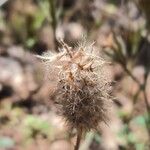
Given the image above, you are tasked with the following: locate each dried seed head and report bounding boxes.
[41,39,112,132]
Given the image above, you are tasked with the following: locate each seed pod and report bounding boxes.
[40,39,112,149]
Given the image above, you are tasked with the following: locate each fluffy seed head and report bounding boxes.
[41,39,112,132]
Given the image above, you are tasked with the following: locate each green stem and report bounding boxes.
[48,0,58,51]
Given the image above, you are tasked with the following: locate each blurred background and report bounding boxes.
[0,0,150,149]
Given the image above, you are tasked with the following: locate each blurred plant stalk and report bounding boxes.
[48,0,58,51]
[102,32,150,145]
[135,0,150,29]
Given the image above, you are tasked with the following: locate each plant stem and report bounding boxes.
[123,64,150,111]
[143,89,150,147]
[142,72,150,141]
[143,71,150,109]
[143,90,150,115]
[74,129,82,150]
[48,0,58,51]
[123,65,141,86]
[123,65,150,141]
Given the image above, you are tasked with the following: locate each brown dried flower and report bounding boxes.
[39,39,112,149]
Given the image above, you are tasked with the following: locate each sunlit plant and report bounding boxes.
[38,39,112,150]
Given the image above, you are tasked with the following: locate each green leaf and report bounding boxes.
[26,38,36,48]
[127,133,137,144]
[132,116,146,126]
[135,143,145,150]
[94,133,101,144]
[32,10,45,30]
[117,124,129,145]
[24,115,52,136]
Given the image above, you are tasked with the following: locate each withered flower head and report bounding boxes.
[39,39,112,133]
